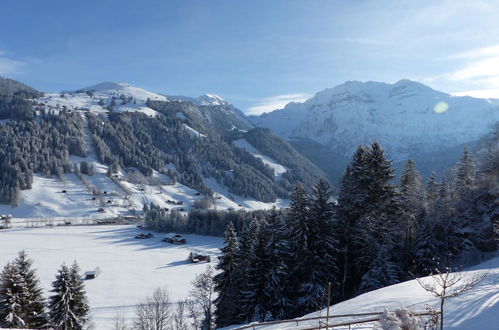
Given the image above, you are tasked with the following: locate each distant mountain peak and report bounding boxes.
[251,79,498,157]
[195,93,228,106]
[77,82,167,102]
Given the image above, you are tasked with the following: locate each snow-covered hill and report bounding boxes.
[1,80,298,220]
[230,254,499,329]
[80,82,167,101]
[250,80,499,178]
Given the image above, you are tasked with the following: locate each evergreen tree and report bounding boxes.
[399,159,424,271]
[358,246,399,293]
[0,251,47,329]
[433,178,458,263]
[425,172,439,213]
[352,142,403,291]
[284,183,314,316]
[0,262,25,328]
[335,145,370,298]
[238,220,268,322]
[14,251,47,328]
[49,263,88,330]
[455,146,476,199]
[308,179,339,303]
[68,262,89,327]
[261,208,291,320]
[413,210,439,276]
[214,222,240,327]
[234,218,260,322]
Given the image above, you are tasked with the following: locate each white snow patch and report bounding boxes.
[0,174,103,219]
[182,124,206,138]
[176,112,187,120]
[204,177,288,211]
[233,139,288,179]
[81,82,167,102]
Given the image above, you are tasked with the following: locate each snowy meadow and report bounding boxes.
[0,225,222,329]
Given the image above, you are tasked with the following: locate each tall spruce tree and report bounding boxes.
[0,251,47,329]
[308,179,339,302]
[425,172,439,214]
[238,220,268,322]
[399,159,424,271]
[413,210,439,276]
[0,262,25,328]
[235,218,260,322]
[214,222,240,328]
[68,262,89,327]
[14,251,47,328]
[455,146,476,200]
[49,263,88,330]
[284,183,315,316]
[358,246,399,293]
[335,145,370,298]
[261,208,291,321]
[352,142,403,291]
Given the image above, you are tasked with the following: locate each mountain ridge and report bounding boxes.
[249,79,498,179]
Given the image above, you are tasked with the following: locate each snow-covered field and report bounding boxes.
[230,254,499,330]
[0,225,222,329]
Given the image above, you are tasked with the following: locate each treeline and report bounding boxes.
[213,141,498,327]
[0,112,86,205]
[0,251,89,329]
[145,207,268,236]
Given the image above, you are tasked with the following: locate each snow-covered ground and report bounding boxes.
[0,225,222,329]
[204,177,289,211]
[0,174,100,219]
[233,138,288,180]
[229,254,499,329]
[37,82,166,117]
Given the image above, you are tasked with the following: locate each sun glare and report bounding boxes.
[434,101,449,114]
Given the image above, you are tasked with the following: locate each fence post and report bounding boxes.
[326,282,331,330]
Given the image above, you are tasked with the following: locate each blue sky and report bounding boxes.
[2,0,499,114]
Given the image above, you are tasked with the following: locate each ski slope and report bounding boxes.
[230,255,499,329]
[0,225,222,329]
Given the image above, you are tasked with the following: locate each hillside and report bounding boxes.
[229,254,499,329]
[250,79,499,180]
[0,79,327,220]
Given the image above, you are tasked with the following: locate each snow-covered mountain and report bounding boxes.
[169,93,229,106]
[167,93,253,129]
[249,79,499,178]
[80,81,168,102]
[1,79,329,218]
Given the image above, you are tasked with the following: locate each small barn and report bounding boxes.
[189,252,211,263]
[85,271,97,280]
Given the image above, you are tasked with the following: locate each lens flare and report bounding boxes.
[434,102,449,114]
